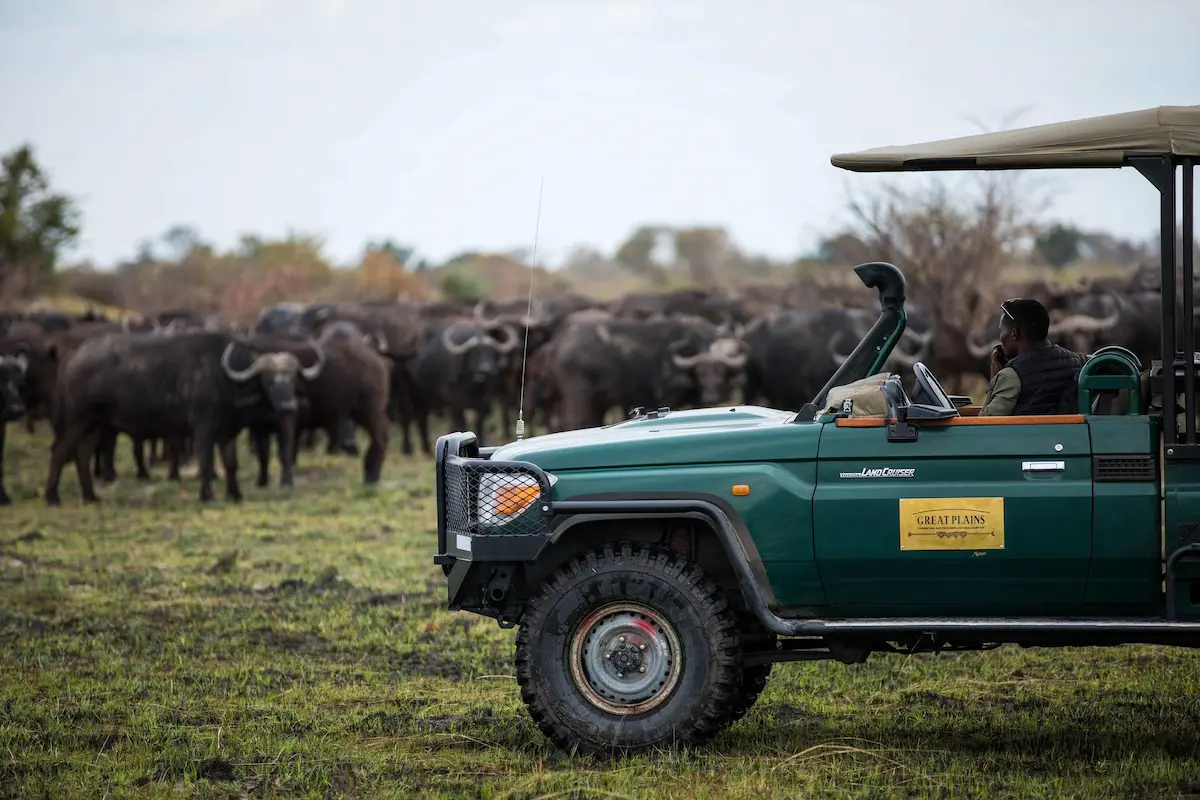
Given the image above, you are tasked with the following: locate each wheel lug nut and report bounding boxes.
[605,653,611,659]
[638,666,646,673]
[639,644,646,651]
[619,636,626,643]
[617,672,624,678]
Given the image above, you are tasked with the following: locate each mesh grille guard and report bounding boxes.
[434,433,554,566]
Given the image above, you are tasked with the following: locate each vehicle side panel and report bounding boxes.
[1165,460,1200,620]
[1084,416,1161,614]
[814,421,1093,616]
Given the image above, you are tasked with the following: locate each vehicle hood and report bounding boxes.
[488,405,813,470]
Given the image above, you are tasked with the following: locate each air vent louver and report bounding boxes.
[1092,455,1157,482]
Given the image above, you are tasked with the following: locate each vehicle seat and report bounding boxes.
[1079,346,1145,416]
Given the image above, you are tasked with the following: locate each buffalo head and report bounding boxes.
[827,308,935,371]
[441,322,520,386]
[668,335,750,406]
[221,340,326,413]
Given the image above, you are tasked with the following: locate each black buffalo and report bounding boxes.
[540,313,749,431]
[251,335,391,489]
[407,317,521,449]
[44,331,323,505]
[742,307,933,412]
[0,344,30,505]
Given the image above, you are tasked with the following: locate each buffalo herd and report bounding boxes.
[0,265,1168,506]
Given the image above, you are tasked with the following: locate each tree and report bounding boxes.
[615,226,668,286]
[0,143,81,298]
[1034,223,1082,268]
[815,232,872,265]
[440,272,485,302]
[365,238,415,267]
[673,226,730,288]
[842,172,1046,382]
[161,224,205,262]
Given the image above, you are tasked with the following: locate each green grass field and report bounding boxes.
[3,425,1200,799]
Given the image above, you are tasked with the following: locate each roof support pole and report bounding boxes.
[1184,158,1196,444]
[1133,156,1178,446]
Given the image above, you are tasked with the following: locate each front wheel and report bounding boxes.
[515,543,744,755]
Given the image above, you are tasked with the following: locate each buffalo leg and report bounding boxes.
[91,435,104,480]
[472,407,484,442]
[196,434,217,502]
[0,423,8,506]
[166,438,182,482]
[75,429,101,504]
[94,429,117,483]
[276,415,297,489]
[92,431,108,480]
[337,417,358,455]
[133,438,151,480]
[354,407,389,485]
[252,426,272,488]
[398,414,412,456]
[417,413,432,455]
[499,401,511,446]
[45,423,94,506]
[450,407,468,436]
[219,438,242,502]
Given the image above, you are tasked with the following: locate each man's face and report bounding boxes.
[998,314,1019,359]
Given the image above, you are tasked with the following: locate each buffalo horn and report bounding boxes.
[670,340,705,369]
[1048,309,1119,335]
[221,342,264,382]
[488,324,521,353]
[300,339,326,380]
[442,324,481,355]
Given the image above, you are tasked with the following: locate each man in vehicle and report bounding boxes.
[978,297,1085,416]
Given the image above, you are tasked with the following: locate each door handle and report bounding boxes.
[1022,460,1065,472]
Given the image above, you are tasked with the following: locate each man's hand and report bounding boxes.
[989,344,1007,378]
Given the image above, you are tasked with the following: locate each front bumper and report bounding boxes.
[433,432,555,571]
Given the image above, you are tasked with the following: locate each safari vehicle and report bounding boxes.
[432,104,1200,754]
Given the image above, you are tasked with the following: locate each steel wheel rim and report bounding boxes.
[568,601,683,715]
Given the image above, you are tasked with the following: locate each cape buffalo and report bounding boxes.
[543,314,750,430]
[0,345,30,505]
[407,317,521,449]
[742,307,932,412]
[44,331,323,505]
[251,335,391,489]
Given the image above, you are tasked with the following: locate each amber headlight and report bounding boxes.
[476,472,556,524]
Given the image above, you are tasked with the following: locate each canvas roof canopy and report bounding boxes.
[831,105,1200,172]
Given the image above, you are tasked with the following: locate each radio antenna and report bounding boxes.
[515,177,544,442]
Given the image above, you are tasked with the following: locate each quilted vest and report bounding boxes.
[1008,340,1085,415]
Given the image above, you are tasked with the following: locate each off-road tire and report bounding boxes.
[727,612,776,724]
[515,543,743,755]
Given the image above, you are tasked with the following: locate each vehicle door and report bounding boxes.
[813,415,1093,616]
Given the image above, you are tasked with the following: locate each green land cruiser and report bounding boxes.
[432,104,1200,755]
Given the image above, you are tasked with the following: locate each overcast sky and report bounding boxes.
[1,0,1197,268]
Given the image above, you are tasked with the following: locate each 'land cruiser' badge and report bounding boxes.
[839,467,915,479]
